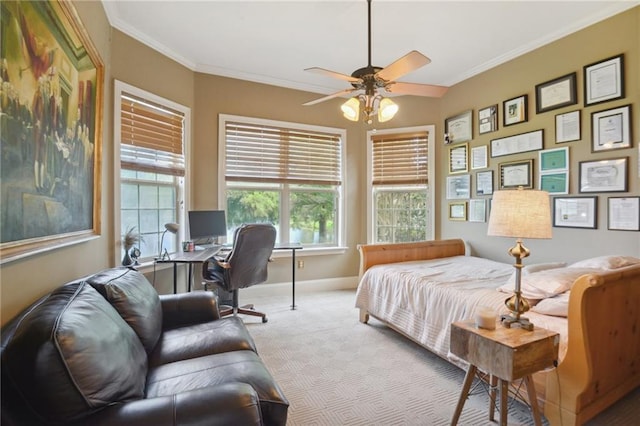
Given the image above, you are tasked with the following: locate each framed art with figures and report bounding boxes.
[0,0,104,264]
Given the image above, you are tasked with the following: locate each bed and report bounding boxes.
[356,239,640,426]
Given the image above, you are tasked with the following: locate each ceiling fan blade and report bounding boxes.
[385,81,448,98]
[303,88,358,106]
[304,67,361,83]
[376,50,431,82]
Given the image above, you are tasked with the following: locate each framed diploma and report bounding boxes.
[468,199,486,223]
[535,72,577,113]
[448,202,467,221]
[539,171,569,194]
[499,159,533,189]
[555,110,581,143]
[608,197,640,231]
[490,129,543,158]
[553,196,597,229]
[539,147,568,172]
[591,104,632,152]
[475,170,493,196]
[503,94,528,126]
[584,54,625,106]
[478,105,498,134]
[449,143,469,174]
[579,157,628,193]
[446,174,471,200]
[471,145,488,170]
[445,110,473,144]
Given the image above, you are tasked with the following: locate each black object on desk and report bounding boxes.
[156,246,222,294]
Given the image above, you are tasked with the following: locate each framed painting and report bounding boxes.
[503,94,528,126]
[0,0,104,264]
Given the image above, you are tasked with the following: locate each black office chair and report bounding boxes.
[202,223,276,323]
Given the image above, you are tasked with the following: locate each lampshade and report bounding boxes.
[377,98,398,122]
[487,189,552,239]
[165,222,179,234]
[158,222,179,260]
[341,97,360,121]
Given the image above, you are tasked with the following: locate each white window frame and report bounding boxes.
[218,114,347,255]
[366,125,435,244]
[113,80,191,265]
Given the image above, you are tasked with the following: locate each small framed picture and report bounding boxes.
[449,202,467,221]
[471,145,488,170]
[499,159,533,189]
[475,170,493,196]
[539,147,568,172]
[540,171,569,194]
[449,143,469,174]
[608,197,640,231]
[535,72,577,113]
[445,110,473,144]
[503,94,528,126]
[468,199,486,223]
[591,104,632,152]
[555,110,581,143]
[553,196,597,229]
[579,157,628,193]
[478,105,498,134]
[446,174,471,200]
[584,54,625,106]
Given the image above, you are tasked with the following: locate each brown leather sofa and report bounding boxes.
[1,267,289,425]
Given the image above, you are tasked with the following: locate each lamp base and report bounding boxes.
[500,313,534,331]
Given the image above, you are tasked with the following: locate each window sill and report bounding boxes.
[271,246,348,258]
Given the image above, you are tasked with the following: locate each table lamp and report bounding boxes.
[158,222,179,260]
[487,187,552,330]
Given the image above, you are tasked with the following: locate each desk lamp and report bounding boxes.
[158,222,179,260]
[487,187,552,330]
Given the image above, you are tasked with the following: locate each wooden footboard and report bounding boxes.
[357,240,640,425]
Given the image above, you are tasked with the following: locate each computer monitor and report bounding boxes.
[188,210,227,245]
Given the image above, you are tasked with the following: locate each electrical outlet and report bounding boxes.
[298,260,304,269]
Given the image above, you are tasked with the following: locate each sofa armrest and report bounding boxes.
[159,291,220,330]
[76,383,262,426]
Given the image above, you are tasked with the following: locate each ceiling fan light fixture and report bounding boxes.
[341,97,361,121]
[378,97,398,122]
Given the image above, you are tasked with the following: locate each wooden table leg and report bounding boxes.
[451,365,477,426]
[489,374,498,421]
[500,379,508,426]
[524,375,542,426]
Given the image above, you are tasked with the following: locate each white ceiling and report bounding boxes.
[102,1,638,99]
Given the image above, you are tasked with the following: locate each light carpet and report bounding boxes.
[243,289,639,426]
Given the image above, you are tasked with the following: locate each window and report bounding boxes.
[219,115,345,249]
[367,126,435,243]
[114,80,190,263]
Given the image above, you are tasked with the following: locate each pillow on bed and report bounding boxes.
[568,255,640,270]
[532,291,570,317]
[504,262,567,287]
[499,267,600,299]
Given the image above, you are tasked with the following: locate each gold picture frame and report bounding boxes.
[449,143,468,174]
[1,0,104,264]
[449,202,467,221]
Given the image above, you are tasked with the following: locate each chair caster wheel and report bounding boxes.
[262,317,268,323]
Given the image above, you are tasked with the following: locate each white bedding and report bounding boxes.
[355,255,568,365]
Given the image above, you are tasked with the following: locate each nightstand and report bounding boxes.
[449,319,559,426]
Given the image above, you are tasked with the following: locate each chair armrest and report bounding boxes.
[75,383,262,426]
[159,291,220,330]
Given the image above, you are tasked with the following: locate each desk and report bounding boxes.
[156,246,222,294]
[449,320,559,426]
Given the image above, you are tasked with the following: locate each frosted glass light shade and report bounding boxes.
[378,98,398,122]
[341,97,360,121]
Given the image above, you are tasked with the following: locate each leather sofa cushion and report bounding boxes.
[2,282,147,423]
[87,267,163,354]
[148,316,258,366]
[146,350,289,426]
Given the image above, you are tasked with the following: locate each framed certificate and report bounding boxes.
[446,174,471,200]
[468,199,486,223]
[445,110,473,144]
[584,54,625,106]
[475,170,493,196]
[553,197,597,229]
[471,145,488,170]
[535,72,577,113]
[539,147,568,172]
[449,143,469,174]
[449,202,467,221]
[591,104,632,152]
[579,157,628,193]
[478,105,498,134]
[555,110,581,143]
[608,197,640,231]
[500,160,533,189]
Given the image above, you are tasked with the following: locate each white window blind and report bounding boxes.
[120,93,185,176]
[371,131,428,185]
[225,121,342,185]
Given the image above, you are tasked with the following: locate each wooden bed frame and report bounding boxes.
[357,239,640,426]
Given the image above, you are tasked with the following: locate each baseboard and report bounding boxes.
[241,276,359,298]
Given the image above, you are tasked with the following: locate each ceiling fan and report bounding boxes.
[303,0,448,124]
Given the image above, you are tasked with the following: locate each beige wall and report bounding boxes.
[1,3,638,325]
[439,7,640,264]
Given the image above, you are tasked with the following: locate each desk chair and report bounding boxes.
[202,223,276,323]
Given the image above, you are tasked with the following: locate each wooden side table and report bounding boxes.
[449,320,559,426]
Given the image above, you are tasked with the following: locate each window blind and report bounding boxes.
[371,131,428,185]
[225,121,342,185]
[120,93,185,176]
